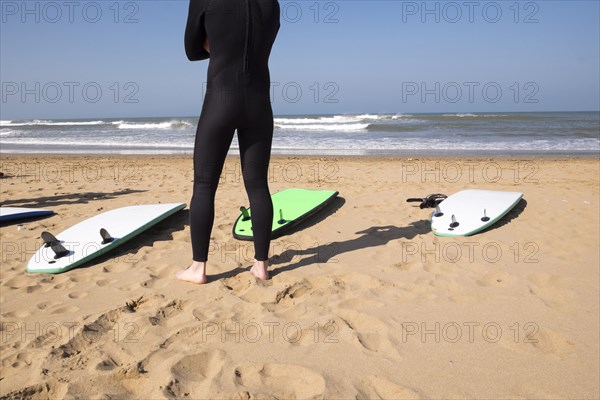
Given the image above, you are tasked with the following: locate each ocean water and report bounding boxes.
[1,112,598,155]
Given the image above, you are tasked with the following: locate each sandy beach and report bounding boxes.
[0,153,598,399]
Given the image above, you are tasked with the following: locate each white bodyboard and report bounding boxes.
[27,203,185,273]
[431,190,523,237]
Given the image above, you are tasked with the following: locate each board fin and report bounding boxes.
[433,205,444,217]
[50,242,69,259]
[100,228,114,244]
[481,209,490,222]
[41,231,69,259]
[449,215,460,228]
[240,206,251,221]
[41,231,60,248]
[277,209,287,225]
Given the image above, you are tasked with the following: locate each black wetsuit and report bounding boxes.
[185,0,280,262]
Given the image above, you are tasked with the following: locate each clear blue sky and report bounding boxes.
[1,0,599,119]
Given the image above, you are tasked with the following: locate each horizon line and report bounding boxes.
[2,110,600,121]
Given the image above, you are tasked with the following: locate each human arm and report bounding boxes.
[184,0,210,61]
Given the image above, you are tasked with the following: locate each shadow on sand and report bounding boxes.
[1,189,148,209]
[209,219,431,282]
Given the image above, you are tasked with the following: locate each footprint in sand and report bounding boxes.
[355,375,421,399]
[102,262,135,274]
[1,382,68,399]
[26,323,65,349]
[273,280,312,305]
[68,291,88,299]
[527,328,576,359]
[151,265,179,280]
[2,309,31,318]
[336,310,399,354]
[51,305,80,314]
[51,274,75,287]
[243,278,311,307]
[191,308,207,322]
[149,299,184,327]
[527,272,576,309]
[394,261,418,271]
[287,319,340,347]
[37,300,61,310]
[234,362,325,399]
[221,275,255,296]
[96,357,119,371]
[165,350,229,398]
[39,276,56,284]
[49,307,123,359]
[3,275,31,289]
[171,350,227,381]
[291,276,346,299]
[52,281,77,290]
[15,351,33,365]
[96,278,116,287]
[25,284,44,293]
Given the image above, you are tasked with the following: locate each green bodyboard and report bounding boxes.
[233,188,339,240]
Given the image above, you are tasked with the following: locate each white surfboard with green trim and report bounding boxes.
[233,188,338,240]
[431,189,522,237]
[26,203,185,274]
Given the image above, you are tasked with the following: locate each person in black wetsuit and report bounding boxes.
[176,0,280,284]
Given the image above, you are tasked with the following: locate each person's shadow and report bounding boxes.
[268,220,431,277]
[209,220,431,282]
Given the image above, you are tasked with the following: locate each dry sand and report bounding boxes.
[0,154,598,399]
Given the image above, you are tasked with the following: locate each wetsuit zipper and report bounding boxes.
[243,0,252,73]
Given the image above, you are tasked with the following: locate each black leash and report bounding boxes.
[406,193,447,209]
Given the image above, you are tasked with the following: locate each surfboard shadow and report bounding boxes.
[472,198,527,236]
[275,196,346,238]
[268,219,431,277]
[1,189,148,208]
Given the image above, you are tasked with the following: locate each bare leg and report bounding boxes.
[176,261,207,284]
[250,259,269,280]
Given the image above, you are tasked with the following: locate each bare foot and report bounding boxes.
[176,261,207,284]
[249,260,269,280]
